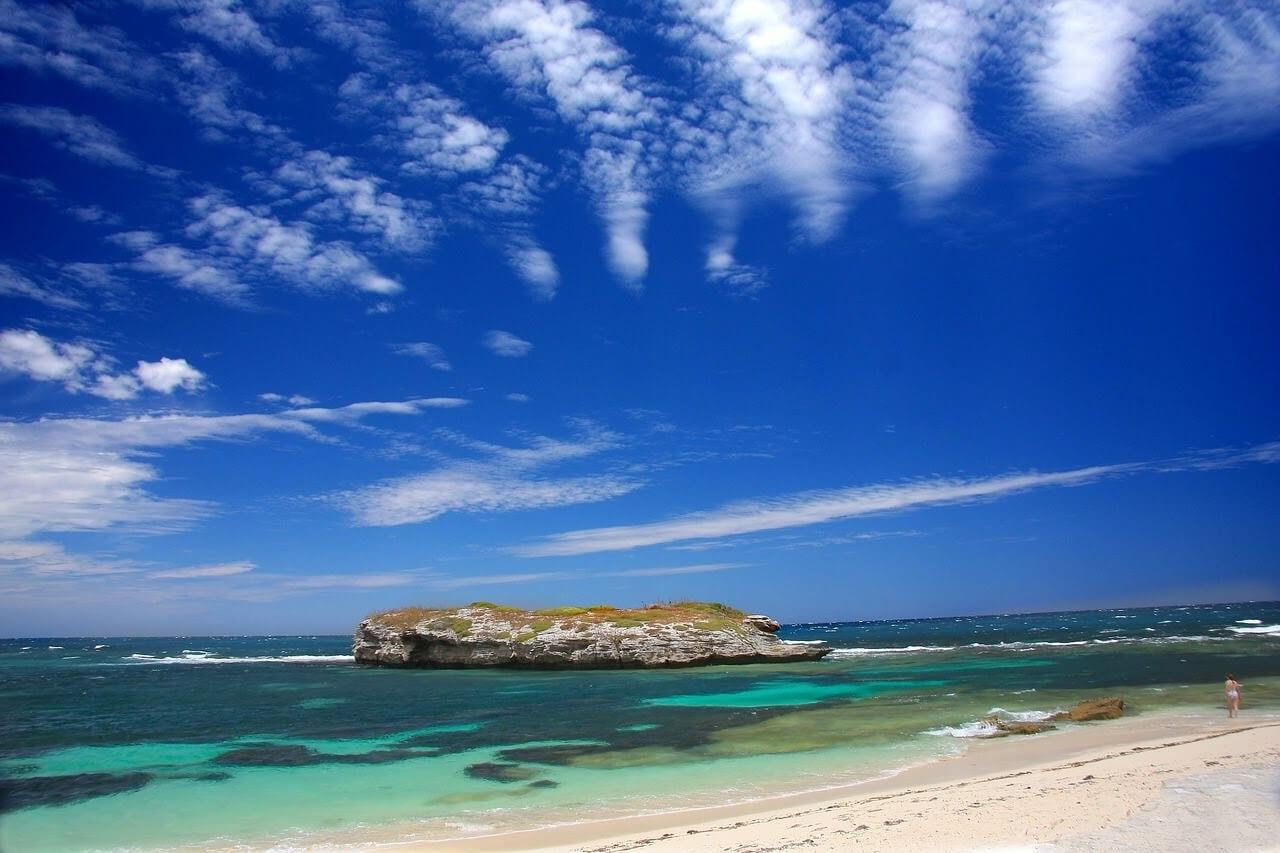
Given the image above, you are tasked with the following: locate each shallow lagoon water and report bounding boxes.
[1,601,1277,851]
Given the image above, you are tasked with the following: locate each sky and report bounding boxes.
[1,0,1278,637]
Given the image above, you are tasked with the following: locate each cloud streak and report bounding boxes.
[337,424,638,527]
[515,442,1280,556]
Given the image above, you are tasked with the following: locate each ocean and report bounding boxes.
[2,601,1277,851]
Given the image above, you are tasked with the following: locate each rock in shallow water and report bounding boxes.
[353,602,829,669]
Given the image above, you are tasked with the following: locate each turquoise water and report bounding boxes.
[2,602,1278,851]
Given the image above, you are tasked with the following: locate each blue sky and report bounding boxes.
[1,0,1278,636]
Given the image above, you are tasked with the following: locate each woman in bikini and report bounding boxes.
[1225,674,1242,718]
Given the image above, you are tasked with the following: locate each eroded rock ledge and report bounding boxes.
[353,602,829,669]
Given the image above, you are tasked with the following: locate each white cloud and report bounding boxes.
[271,150,435,251]
[339,74,558,300]
[170,48,293,144]
[608,562,741,577]
[135,357,206,393]
[141,0,297,67]
[148,560,255,579]
[392,342,452,371]
[128,192,403,304]
[0,329,95,385]
[0,104,148,170]
[338,424,637,527]
[259,392,316,405]
[515,441,1280,556]
[1028,0,1167,123]
[876,0,993,201]
[438,0,661,287]
[132,244,250,304]
[505,392,531,402]
[0,0,161,96]
[482,329,533,357]
[504,238,560,300]
[0,397,458,541]
[0,329,205,400]
[669,0,853,249]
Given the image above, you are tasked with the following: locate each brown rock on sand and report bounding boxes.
[1052,697,1126,722]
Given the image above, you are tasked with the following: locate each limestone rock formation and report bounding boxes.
[353,602,829,669]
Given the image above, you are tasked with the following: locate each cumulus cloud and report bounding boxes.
[337,425,638,527]
[134,357,206,393]
[0,329,205,400]
[392,342,452,371]
[515,441,1280,556]
[482,329,533,357]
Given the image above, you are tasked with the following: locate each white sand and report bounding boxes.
[411,715,1280,853]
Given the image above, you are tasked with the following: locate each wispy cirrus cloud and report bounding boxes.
[482,329,533,357]
[148,560,255,579]
[515,441,1280,556]
[0,396,465,541]
[434,0,662,288]
[0,263,85,310]
[120,190,403,305]
[0,104,162,173]
[392,342,452,371]
[337,423,638,527]
[0,0,162,96]
[667,0,853,283]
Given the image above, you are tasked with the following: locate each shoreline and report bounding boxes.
[354,712,1280,852]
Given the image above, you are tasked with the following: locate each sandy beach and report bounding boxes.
[408,714,1280,853]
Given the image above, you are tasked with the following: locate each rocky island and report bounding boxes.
[353,601,830,668]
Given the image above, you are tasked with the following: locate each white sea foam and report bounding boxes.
[1235,619,1263,625]
[47,645,63,650]
[1226,624,1280,635]
[924,720,999,738]
[93,644,108,649]
[780,640,827,646]
[924,706,1061,738]
[827,645,956,658]
[119,653,353,665]
[987,707,1058,722]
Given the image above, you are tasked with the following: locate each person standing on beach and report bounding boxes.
[1225,674,1242,718]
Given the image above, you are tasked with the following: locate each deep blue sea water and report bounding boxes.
[1,602,1277,851]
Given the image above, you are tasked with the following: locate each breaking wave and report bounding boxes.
[119,652,352,665]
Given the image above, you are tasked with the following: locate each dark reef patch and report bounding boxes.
[213,744,433,767]
[464,762,537,783]
[1,771,152,809]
